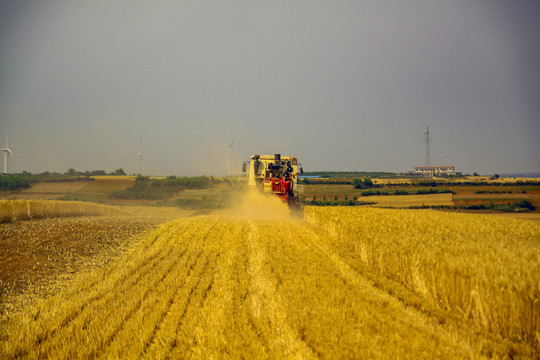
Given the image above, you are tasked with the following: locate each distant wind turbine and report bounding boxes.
[1,130,13,174]
[227,139,233,177]
[227,128,235,177]
[137,137,143,175]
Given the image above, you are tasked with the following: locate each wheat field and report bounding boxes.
[305,208,540,346]
[1,196,539,358]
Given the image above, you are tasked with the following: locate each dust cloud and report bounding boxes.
[225,190,293,222]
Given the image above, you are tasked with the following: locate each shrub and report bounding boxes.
[514,200,535,211]
[0,176,30,191]
[353,178,375,189]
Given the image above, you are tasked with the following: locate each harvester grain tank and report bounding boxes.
[242,154,303,209]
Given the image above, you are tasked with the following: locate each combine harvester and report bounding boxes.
[242,154,303,211]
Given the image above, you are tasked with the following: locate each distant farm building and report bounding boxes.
[413,166,458,176]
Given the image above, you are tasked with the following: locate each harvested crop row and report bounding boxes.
[0,200,124,223]
[1,215,501,359]
[305,206,540,351]
[1,218,208,358]
[245,221,476,358]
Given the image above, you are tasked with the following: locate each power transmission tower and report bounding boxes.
[424,126,432,178]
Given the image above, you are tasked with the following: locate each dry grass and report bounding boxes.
[91,175,137,181]
[0,200,124,223]
[77,180,134,193]
[20,182,88,194]
[2,182,88,200]
[305,207,540,352]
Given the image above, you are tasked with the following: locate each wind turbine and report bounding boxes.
[137,136,143,175]
[1,130,13,174]
[227,128,235,177]
[227,139,233,177]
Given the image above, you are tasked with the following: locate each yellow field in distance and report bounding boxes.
[372,178,412,185]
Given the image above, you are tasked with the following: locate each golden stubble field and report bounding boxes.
[1,194,539,359]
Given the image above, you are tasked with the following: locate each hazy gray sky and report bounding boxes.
[1,1,539,176]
